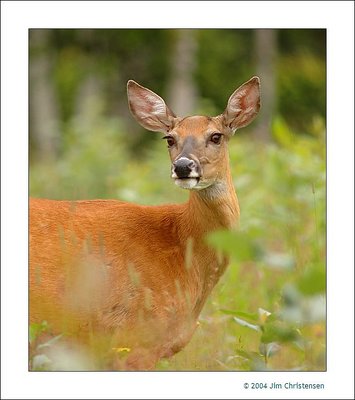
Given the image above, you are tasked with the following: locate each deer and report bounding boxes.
[29,76,260,370]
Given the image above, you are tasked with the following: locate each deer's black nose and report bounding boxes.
[173,157,197,179]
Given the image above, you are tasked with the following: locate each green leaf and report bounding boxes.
[220,309,259,322]
[29,320,48,344]
[235,349,263,362]
[272,116,295,149]
[261,321,301,344]
[206,230,262,262]
[297,264,326,295]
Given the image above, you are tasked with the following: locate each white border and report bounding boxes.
[1,1,354,399]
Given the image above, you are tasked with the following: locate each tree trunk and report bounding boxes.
[167,30,198,116]
[253,29,277,142]
[30,30,60,161]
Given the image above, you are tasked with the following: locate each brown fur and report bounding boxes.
[30,77,260,370]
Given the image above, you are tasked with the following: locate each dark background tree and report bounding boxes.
[254,29,277,142]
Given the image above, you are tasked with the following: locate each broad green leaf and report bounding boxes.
[207,230,262,262]
[297,264,326,295]
[220,309,259,322]
[261,321,301,344]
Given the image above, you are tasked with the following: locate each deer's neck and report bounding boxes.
[177,166,239,311]
[184,169,239,235]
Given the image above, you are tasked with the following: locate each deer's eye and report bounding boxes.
[163,136,176,148]
[210,133,223,145]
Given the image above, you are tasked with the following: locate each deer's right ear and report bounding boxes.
[222,76,261,134]
[127,80,176,133]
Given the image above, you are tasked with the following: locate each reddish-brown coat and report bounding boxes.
[30,77,260,369]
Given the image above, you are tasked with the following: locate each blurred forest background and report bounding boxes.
[29,29,326,371]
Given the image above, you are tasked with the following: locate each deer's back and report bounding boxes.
[29,198,193,339]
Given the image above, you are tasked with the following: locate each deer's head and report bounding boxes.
[127,77,260,191]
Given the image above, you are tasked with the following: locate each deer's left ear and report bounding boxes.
[222,76,261,133]
[127,80,177,133]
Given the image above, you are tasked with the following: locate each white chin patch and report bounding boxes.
[174,178,200,190]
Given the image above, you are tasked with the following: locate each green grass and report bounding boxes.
[30,117,325,371]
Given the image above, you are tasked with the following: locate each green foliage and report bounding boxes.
[43,29,171,125]
[297,264,326,296]
[29,33,326,370]
[30,329,94,371]
[29,29,325,157]
[200,127,325,371]
[30,115,128,199]
[29,320,48,344]
[207,230,263,263]
[196,30,254,113]
[277,51,326,135]
[30,116,325,371]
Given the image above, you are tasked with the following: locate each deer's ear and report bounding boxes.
[222,76,261,133]
[127,80,176,133]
